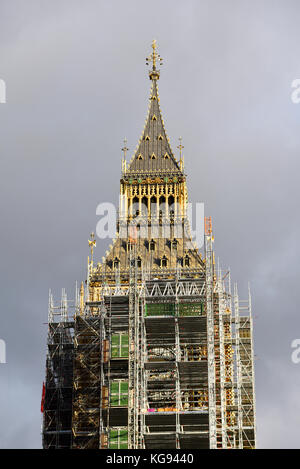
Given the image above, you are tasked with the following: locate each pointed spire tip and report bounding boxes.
[146,40,162,80]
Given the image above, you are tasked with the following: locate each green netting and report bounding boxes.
[145,302,203,316]
[120,382,128,393]
[110,430,118,440]
[120,335,129,358]
[111,382,119,394]
[145,303,175,316]
[110,381,128,407]
[110,395,120,407]
[109,430,128,449]
[111,334,129,358]
[111,335,119,346]
[121,335,129,345]
[178,302,203,316]
[119,396,128,406]
[119,430,128,449]
[120,347,128,357]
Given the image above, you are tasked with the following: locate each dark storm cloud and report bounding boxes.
[0,0,299,448]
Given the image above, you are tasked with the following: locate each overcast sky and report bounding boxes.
[0,0,300,448]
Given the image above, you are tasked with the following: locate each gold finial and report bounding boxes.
[121,138,128,173]
[146,39,163,80]
[151,39,157,69]
[177,137,184,158]
[88,232,96,264]
[178,137,184,170]
[121,137,128,159]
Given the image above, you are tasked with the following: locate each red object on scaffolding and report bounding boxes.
[41,382,45,413]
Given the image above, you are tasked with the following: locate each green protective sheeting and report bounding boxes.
[111,334,129,358]
[145,303,175,316]
[145,302,203,316]
[110,380,128,407]
[109,429,128,449]
[178,302,203,316]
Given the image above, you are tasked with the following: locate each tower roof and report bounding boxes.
[126,41,182,176]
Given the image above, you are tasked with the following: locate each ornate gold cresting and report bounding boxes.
[146,39,163,80]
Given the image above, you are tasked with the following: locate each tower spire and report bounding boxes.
[127,41,180,174]
[146,39,163,80]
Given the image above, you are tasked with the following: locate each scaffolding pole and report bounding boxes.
[128,239,140,448]
[248,284,257,447]
[205,217,217,449]
[217,272,227,448]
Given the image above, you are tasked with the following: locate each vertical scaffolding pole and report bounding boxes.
[48,289,54,323]
[135,261,142,448]
[140,283,147,449]
[234,283,243,448]
[175,270,181,449]
[218,274,227,448]
[128,238,139,448]
[248,284,256,446]
[205,217,217,449]
[248,284,257,447]
[99,305,105,448]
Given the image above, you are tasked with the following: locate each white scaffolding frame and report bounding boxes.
[205,222,217,449]
[217,270,227,448]
[234,283,256,449]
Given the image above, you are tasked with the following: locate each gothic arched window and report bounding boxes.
[149,239,156,251]
[184,255,190,267]
[172,239,178,250]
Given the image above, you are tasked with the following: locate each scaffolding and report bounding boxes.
[141,276,209,449]
[42,229,256,449]
[72,311,104,449]
[42,290,74,449]
[234,283,256,449]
